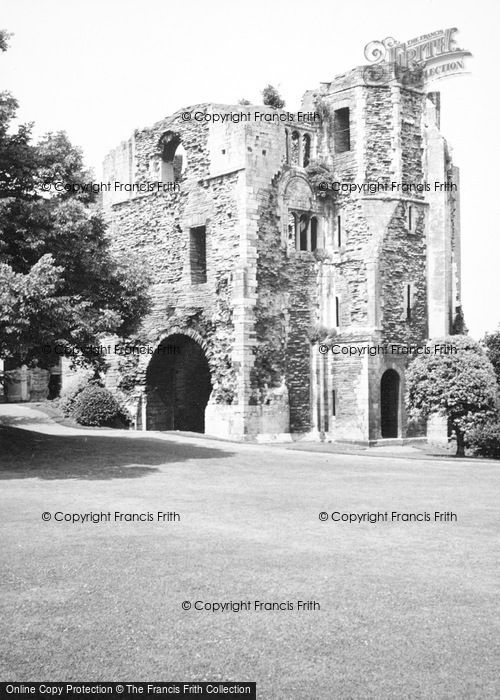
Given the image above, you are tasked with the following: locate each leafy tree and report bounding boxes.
[36,131,95,202]
[483,329,500,386]
[406,335,498,456]
[0,30,10,53]
[0,42,150,367]
[262,84,285,109]
[0,92,36,198]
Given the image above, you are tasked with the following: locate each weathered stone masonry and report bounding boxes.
[102,64,461,442]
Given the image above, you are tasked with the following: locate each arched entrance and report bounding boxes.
[380,369,400,438]
[145,334,212,432]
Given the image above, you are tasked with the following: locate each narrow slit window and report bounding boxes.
[334,108,350,153]
[291,131,300,165]
[299,214,308,251]
[310,217,318,251]
[288,212,296,247]
[406,284,412,321]
[323,370,329,433]
[408,205,413,232]
[190,226,207,284]
[302,133,311,167]
[335,296,340,327]
[337,215,342,247]
[332,390,336,416]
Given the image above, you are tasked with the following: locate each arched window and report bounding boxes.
[288,211,322,252]
[159,132,187,183]
[380,369,400,438]
[291,131,300,165]
[302,133,311,167]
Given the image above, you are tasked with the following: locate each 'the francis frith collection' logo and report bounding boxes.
[363,28,472,87]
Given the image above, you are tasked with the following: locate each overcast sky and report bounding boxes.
[1,0,498,339]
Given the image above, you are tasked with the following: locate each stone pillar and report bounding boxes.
[425,128,452,337]
[427,414,448,446]
[5,365,29,402]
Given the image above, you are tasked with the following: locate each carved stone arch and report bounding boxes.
[279,172,315,210]
[154,325,213,362]
[144,326,214,432]
[158,130,181,159]
[277,172,316,247]
[135,325,215,374]
[157,131,187,181]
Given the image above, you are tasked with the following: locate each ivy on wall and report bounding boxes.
[251,189,320,402]
[114,273,237,405]
[305,160,337,202]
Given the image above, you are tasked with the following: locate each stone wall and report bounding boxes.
[100,69,460,443]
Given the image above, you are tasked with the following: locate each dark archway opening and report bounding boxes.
[380,369,400,438]
[146,334,212,433]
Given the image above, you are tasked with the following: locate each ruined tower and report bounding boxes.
[102,63,461,442]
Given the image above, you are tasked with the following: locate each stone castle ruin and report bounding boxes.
[102,64,461,442]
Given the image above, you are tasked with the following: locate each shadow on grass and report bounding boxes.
[0,426,233,480]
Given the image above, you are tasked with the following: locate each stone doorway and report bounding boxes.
[145,334,212,432]
[380,369,400,438]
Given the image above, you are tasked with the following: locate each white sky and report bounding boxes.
[1,0,498,339]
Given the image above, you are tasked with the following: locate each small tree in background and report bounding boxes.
[406,335,498,456]
[483,329,500,387]
[262,85,285,109]
[0,29,10,52]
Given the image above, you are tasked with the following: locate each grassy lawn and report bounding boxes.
[1,424,499,699]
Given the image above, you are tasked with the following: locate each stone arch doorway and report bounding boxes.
[380,369,400,438]
[145,334,212,433]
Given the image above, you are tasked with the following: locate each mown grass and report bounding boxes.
[1,425,499,699]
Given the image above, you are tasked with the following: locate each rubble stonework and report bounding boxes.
[101,65,461,442]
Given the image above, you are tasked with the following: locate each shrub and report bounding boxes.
[59,370,97,416]
[466,421,500,458]
[262,84,285,109]
[305,160,337,201]
[70,385,130,427]
[406,335,498,456]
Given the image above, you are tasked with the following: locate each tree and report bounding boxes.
[0,186,150,365]
[0,42,150,367]
[0,30,11,53]
[262,85,285,109]
[483,329,500,387]
[0,92,36,198]
[406,335,498,456]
